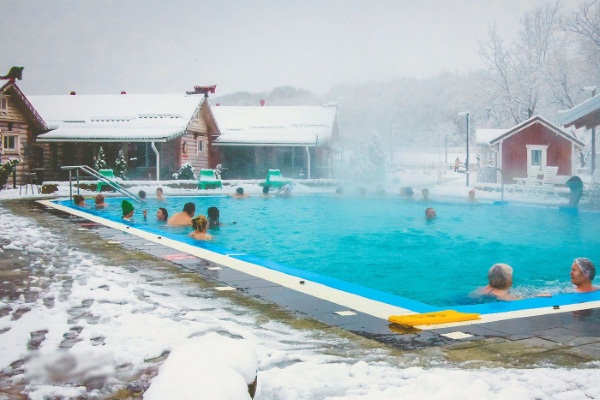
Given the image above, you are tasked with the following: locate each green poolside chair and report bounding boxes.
[265,169,291,189]
[96,169,120,192]
[198,169,223,190]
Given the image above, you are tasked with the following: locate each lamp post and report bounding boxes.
[458,111,470,186]
[583,86,597,175]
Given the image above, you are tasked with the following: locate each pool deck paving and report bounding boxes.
[33,201,600,366]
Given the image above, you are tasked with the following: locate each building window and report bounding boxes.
[531,150,542,166]
[196,138,203,154]
[526,144,548,174]
[2,134,18,152]
[0,96,7,114]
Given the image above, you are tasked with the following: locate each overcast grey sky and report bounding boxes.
[1,0,582,97]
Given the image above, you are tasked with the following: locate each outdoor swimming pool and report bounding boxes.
[53,195,600,311]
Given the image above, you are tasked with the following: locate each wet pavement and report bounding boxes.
[6,199,600,370]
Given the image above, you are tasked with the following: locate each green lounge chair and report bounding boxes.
[198,169,223,190]
[266,169,290,189]
[96,169,120,192]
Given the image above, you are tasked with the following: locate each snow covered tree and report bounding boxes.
[567,0,600,83]
[0,158,20,191]
[94,146,108,171]
[114,149,128,180]
[172,162,196,180]
[477,2,574,125]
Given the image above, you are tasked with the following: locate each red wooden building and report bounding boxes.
[479,116,584,184]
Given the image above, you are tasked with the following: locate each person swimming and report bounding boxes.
[472,263,518,301]
[231,187,249,199]
[425,207,436,220]
[571,257,598,292]
[190,215,212,241]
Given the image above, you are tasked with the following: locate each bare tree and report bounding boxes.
[478,2,574,125]
[566,0,600,83]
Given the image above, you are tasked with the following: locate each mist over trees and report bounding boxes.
[214,0,600,156]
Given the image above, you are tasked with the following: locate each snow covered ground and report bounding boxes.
[1,167,599,399]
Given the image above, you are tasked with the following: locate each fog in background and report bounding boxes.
[2,0,596,154]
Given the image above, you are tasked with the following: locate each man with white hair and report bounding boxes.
[571,258,598,292]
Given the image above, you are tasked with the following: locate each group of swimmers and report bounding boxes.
[472,258,598,301]
[74,187,242,242]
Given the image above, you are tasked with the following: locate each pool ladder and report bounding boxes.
[61,165,145,204]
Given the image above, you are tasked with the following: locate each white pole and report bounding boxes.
[151,141,160,182]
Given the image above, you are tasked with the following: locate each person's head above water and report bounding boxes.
[488,263,513,290]
[138,190,147,199]
[157,207,168,221]
[192,215,208,232]
[425,207,436,220]
[121,200,134,218]
[236,187,244,195]
[73,195,85,206]
[183,202,195,217]
[207,206,219,221]
[571,257,596,292]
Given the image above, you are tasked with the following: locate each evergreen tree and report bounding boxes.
[94,146,108,171]
[114,149,128,179]
[0,158,20,191]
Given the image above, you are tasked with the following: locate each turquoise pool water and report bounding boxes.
[58,195,600,308]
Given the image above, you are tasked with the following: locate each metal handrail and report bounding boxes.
[60,165,145,204]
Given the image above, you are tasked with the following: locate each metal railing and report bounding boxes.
[60,165,145,204]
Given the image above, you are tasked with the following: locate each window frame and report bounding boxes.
[2,133,19,153]
[526,144,548,174]
[0,95,8,114]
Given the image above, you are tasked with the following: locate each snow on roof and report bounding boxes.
[211,106,337,146]
[29,94,203,142]
[488,115,584,147]
[476,128,508,145]
[558,93,600,130]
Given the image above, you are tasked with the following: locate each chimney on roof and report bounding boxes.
[70,91,76,95]
[260,99,265,106]
[121,91,126,95]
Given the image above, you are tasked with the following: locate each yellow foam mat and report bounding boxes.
[388,310,480,326]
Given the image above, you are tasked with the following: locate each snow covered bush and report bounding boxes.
[172,163,196,180]
[0,158,21,191]
[114,149,128,179]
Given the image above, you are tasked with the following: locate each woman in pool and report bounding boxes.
[156,187,165,201]
[190,215,212,241]
[73,195,86,207]
[156,207,169,222]
[472,263,518,301]
[570,258,598,292]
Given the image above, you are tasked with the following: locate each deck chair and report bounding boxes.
[265,169,291,189]
[537,166,560,198]
[507,166,540,195]
[197,169,222,190]
[96,169,120,192]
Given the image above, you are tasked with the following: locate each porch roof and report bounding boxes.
[558,93,600,130]
[30,93,202,142]
[211,106,337,147]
